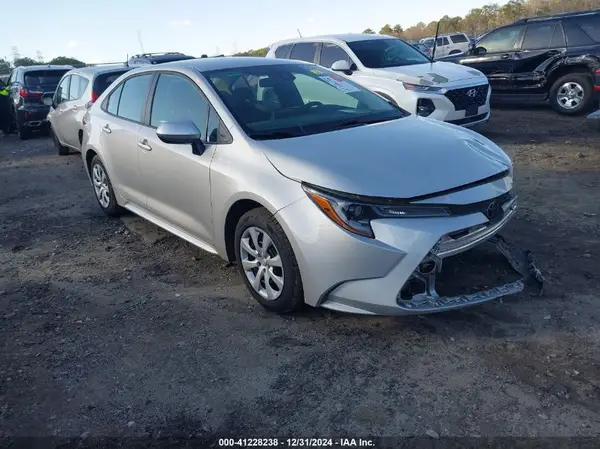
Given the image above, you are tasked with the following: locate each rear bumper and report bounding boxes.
[16,105,50,127]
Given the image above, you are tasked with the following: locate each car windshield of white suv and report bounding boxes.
[205,63,407,140]
[349,39,431,68]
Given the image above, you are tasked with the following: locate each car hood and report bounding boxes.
[371,61,486,86]
[259,116,511,199]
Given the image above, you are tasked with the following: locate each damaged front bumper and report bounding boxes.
[397,234,544,313]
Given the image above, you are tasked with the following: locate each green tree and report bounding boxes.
[49,56,86,67]
[392,25,404,37]
[362,28,376,34]
[234,47,269,57]
[0,58,11,74]
[379,24,394,36]
[13,57,39,67]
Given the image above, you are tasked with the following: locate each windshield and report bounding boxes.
[347,39,431,69]
[204,63,407,140]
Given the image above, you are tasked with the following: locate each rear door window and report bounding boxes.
[522,23,557,50]
[289,43,319,62]
[436,37,449,46]
[116,74,152,122]
[274,44,293,59]
[68,75,89,101]
[319,43,352,69]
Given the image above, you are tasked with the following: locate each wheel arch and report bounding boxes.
[223,198,273,262]
[547,63,593,91]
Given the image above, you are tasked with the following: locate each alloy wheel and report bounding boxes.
[92,163,111,208]
[557,82,584,110]
[240,226,284,300]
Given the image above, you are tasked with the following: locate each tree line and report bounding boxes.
[0,56,86,74]
[235,0,596,57]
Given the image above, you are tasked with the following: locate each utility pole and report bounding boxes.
[11,46,20,63]
[36,50,44,63]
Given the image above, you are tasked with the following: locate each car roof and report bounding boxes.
[18,65,74,72]
[130,56,310,73]
[271,33,395,47]
[67,65,130,78]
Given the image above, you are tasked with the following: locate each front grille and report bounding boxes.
[445,84,489,111]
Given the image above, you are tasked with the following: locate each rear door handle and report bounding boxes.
[102,124,112,134]
[137,139,152,151]
[72,105,79,111]
[501,54,511,59]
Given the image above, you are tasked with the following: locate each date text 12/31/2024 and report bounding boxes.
[218,438,375,447]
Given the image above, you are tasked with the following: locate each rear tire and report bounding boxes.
[18,123,29,140]
[90,155,123,217]
[549,73,594,116]
[234,207,304,313]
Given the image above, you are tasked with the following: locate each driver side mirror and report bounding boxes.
[156,120,205,155]
[331,60,354,75]
[473,46,487,56]
[43,96,53,107]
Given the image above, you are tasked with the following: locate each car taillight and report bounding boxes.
[19,88,43,98]
[91,91,99,103]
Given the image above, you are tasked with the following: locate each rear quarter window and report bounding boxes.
[450,34,469,43]
[93,70,129,95]
[576,16,600,42]
[274,44,293,58]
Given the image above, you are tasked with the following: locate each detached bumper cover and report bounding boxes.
[397,234,544,313]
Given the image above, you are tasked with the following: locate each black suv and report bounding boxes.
[445,9,600,115]
[5,65,73,139]
[127,52,195,68]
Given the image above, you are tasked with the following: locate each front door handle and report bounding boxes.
[102,124,112,134]
[72,105,79,111]
[137,139,152,151]
[501,54,511,59]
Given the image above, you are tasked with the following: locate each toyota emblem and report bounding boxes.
[485,201,500,219]
[467,88,477,98]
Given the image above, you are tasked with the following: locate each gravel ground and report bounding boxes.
[1,107,599,443]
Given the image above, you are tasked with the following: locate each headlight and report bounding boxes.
[303,184,451,238]
[401,82,443,93]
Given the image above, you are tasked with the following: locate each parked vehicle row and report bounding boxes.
[266,34,492,127]
[80,56,520,316]
[443,8,600,115]
[45,53,196,153]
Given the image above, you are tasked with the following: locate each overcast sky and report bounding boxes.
[1,0,509,63]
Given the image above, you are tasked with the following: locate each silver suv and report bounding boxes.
[46,65,131,155]
[81,57,523,316]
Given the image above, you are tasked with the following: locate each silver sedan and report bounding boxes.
[82,56,522,315]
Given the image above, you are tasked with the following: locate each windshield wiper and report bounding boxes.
[331,117,394,131]
[249,130,300,140]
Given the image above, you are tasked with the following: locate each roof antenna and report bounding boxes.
[431,20,441,65]
[297,28,303,37]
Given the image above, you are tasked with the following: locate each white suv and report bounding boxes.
[420,33,471,57]
[267,34,491,127]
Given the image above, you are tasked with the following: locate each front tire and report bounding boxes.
[550,73,594,116]
[90,155,123,216]
[234,207,304,313]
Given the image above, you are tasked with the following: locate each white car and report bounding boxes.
[420,33,471,57]
[267,34,491,127]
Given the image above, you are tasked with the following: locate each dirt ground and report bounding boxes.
[1,107,599,443]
